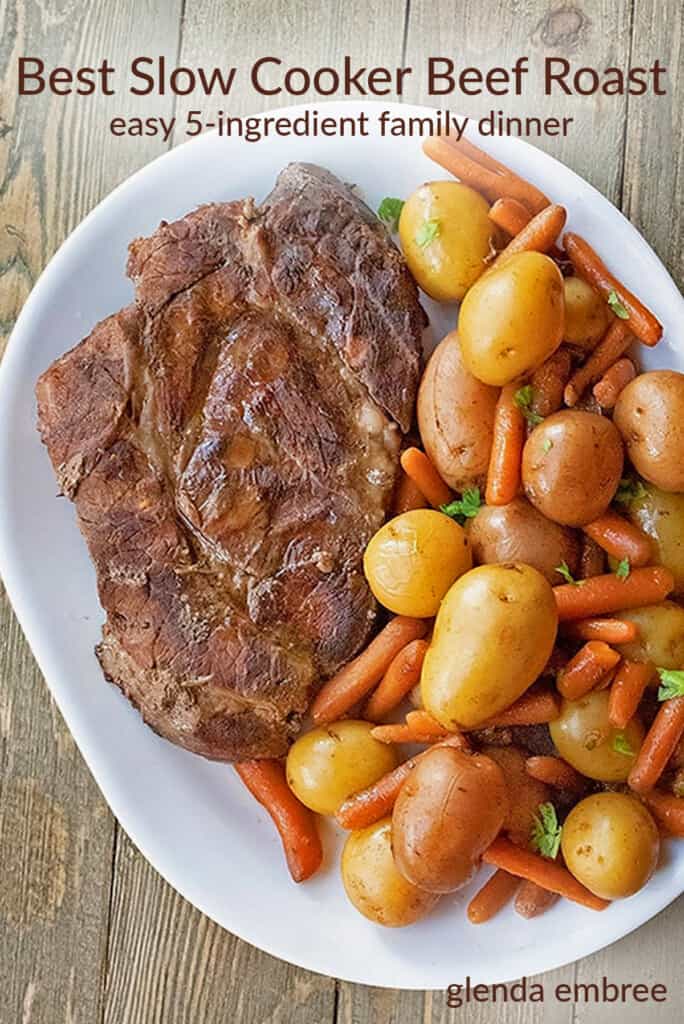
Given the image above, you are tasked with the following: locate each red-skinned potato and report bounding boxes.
[614,371,684,493]
[417,331,498,492]
[392,746,508,893]
[522,411,624,526]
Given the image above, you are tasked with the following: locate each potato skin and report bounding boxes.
[417,331,498,491]
[399,181,495,302]
[458,251,564,386]
[626,483,684,596]
[392,747,508,893]
[562,793,659,900]
[522,411,624,526]
[616,602,684,671]
[550,691,644,782]
[563,277,610,351]
[341,818,438,927]
[421,563,558,729]
[466,497,581,584]
[614,371,684,493]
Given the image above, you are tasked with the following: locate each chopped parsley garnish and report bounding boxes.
[415,219,440,247]
[555,560,584,586]
[531,802,562,860]
[612,731,634,756]
[607,290,630,320]
[441,487,481,524]
[657,668,684,701]
[377,197,404,232]
[615,558,631,580]
[614,476,647,506]
[543,438,554,453]
[514,385,543,426]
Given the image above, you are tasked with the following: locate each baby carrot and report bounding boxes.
[483,837,609,911]
[467,869,519,924]
[311,616,429,725]
[235,760,322,883]
[563,617,638,645]
[485,384,526,506]
[371,721,448,744]
[400,447,452,509]
[554,567,674,621]
[364,639,429,721]
[468,687,560,729]
[608,661,654,729]
[556,641,621,700]
[489,204,567,270]
[564,320,633,407]
[525,756,585,792]
[583,510,652,567]
[392,469,428,514]
[514,880,559,919]
[564,233,663,347]
[593,357,636,408]
[629,696,684,793]
[643,790,684,836]
[488,196,532,237]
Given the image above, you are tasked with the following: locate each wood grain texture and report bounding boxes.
[0,0,683,1022]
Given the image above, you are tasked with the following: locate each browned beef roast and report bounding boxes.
[36,164,425,761]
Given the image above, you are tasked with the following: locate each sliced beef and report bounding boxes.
[36,163,425,761]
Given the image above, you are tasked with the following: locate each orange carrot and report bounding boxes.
[407,709,452,735]
[530,348,572,418]
[554,567,674,621]
[488,196,532,236]
[583,511,652,568]
[423,135,550,214]
[564,233,663,347]
[608,660,654,729]
[235,760,322,883]
[579,535,606,579]
[335,733,467,830]
[364,639,429,721]
[399,447,452,509]
[311,616,429,725]
[564,321,633,407]
[490,204,567,270]
[556,641,621,700]
[485,384,525,506]
[514,880,559,919]
[642,790,684,836]
[629,696,684,793]
[371,721,448,744]
[467,869,519,924]
[563,617,638,645]
[593,357,637,408]
[482,837,609,911]
[525,755,585,792]
[392,469,428,514]
[468,687,560,729]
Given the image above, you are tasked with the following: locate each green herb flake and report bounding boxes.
[607,290,630,320]
[614,477,647,506]
[555,560,584,586]
[377,197,405,232]
[543,438,554,454]
[415,219,440,247]
[657,668,684,701]
[615,558,631,580]
[612,731,634,756]
[531,802,562,860]
[440,487,481,524]
[514,385,543,427]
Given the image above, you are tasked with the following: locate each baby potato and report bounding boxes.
[421,563,558,729]
[341,818,438,927]
[550,691,644,782]
[616,602,684,670]
[522,411,624,526]
[286,721,397,815]
[563,277,610,350]
[614,371,684,492]
[562,793,660,900]
[458,251,564,386]
[363,509,472,617]
[417,331,498,491]
[480,745,549,848]
[399,181,495,302]
[626,483,684,596]
[392,746,508,892]
[466,497,581,584]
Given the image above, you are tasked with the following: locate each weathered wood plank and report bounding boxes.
[0,1,182,1021]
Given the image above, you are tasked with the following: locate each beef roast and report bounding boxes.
[36,163,425,761]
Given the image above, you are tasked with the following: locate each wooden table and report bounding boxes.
[1,1,682,1020]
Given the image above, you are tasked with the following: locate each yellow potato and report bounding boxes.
[286,721,397,815]
[421,563,558,729]
[417,331,498,491]
[458,251,564,386]
[626,482,684,597]
[392,747,507,893]
[399,181,495,302]
[550,691,644,782]
[563,277,610,350]
[363,509,472,617]
[616,602,684,671]
[614,371,684,492]
[562,793,660,899]
[341,818,439,927]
